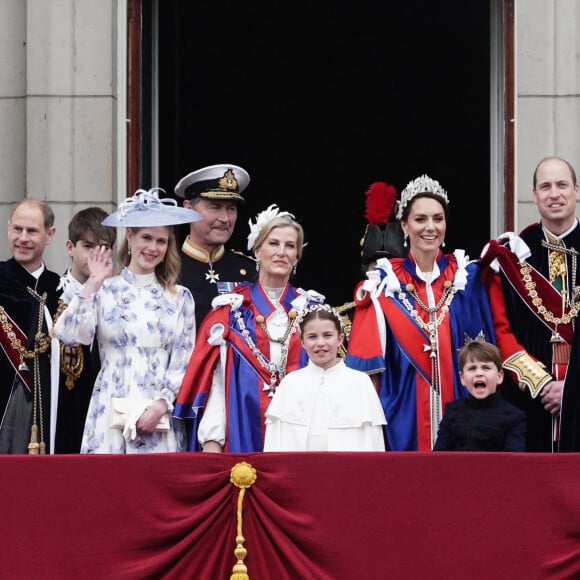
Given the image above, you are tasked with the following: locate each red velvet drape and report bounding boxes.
[2,452,580,579]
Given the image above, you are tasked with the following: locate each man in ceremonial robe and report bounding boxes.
[480,157,580,451]
[0,199,60,453]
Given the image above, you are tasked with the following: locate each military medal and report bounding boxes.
[205,261,220,284]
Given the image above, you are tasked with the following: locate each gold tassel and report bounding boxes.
[229,462,257,580]
[28,424,40,454]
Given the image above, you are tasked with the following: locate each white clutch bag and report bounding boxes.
[110,397,170,439]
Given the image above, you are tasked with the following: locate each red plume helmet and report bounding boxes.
[360,181,406,268]
[364,182,397,227]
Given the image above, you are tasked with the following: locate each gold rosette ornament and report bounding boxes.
[229,462,257,580]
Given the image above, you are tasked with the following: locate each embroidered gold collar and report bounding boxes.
[181,237,225,263]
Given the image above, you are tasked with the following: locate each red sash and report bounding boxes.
[482,240,574,344]
[0,307,31,390]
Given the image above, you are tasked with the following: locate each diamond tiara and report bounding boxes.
[297,303,344,330]
[396,174,449,220]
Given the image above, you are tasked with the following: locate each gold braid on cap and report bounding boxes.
[396,174,449,219]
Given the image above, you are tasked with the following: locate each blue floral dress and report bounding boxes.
[54,268,196,453]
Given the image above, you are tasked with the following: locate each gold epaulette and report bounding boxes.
[502,351,552,399]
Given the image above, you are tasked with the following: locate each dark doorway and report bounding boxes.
[157,1,491,306]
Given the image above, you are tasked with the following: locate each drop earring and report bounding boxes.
[128,245,132,256]
[403,233,408,248]
[441,240,446,248]
[293,263,297,276]
[255,260,260,272]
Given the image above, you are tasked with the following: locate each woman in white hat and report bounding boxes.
[54,188,202,453]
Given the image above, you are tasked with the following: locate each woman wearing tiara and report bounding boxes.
[175,204,325,452]
[346,175,496,451]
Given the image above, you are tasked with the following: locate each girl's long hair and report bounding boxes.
[118,226,181,292]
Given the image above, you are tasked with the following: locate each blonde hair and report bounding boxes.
[118,226,181,292]
[252,214,305,260]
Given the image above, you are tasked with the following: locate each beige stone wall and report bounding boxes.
[1,1,579,273]
[516,0,580,230]
[0,0,126,275]
[0,1,27,223]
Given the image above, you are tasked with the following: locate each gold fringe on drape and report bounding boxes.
[229,461,257,580]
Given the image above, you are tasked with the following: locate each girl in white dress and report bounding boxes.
[264,304,387,451]
[54,189,202,453]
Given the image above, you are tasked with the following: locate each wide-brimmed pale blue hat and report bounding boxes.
[102,188,203,227]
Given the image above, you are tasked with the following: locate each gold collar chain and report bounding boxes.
[233,307,300,395]
[398,280,457,345]
[397,280,457,415]
[0,300,51,369]
[255,310,298,344]
[520,262,580,327]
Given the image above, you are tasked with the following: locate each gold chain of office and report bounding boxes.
[0,294,51,367]
[520,261,580,326]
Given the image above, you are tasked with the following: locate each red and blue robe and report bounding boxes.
[346,250,496,451]
[174,281,323,452]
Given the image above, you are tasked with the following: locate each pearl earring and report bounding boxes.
[403,233,408,248]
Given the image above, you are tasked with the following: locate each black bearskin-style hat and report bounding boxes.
[360,181,407,271]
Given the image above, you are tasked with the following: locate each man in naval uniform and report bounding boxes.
[175,164,256,329]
